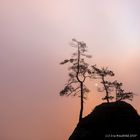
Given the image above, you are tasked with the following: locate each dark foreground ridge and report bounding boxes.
[69,101,140,140]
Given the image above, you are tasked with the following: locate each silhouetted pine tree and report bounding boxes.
[59,39,92,122]
[91,65,115,103]
[112,80,134,101]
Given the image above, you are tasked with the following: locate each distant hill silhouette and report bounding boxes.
[69,101,140,140]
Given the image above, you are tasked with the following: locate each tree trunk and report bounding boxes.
[102,77,109,103]
[79,82,84,122]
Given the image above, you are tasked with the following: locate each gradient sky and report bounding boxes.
[1,0,140,140]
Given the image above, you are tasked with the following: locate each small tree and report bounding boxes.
[91,65,115,103]
[112,80,134,101]
[60,39,92,122]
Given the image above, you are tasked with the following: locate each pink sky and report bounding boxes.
[1,0,140,140]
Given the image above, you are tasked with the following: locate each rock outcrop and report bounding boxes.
[69,101,140,140]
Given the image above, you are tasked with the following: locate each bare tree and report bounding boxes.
[112,80,134,101]
[60,39,92,122]
[91,65,115,103]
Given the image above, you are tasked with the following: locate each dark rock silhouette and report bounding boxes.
[69,101,140,140]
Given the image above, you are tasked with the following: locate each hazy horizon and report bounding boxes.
[1,0,140,140]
